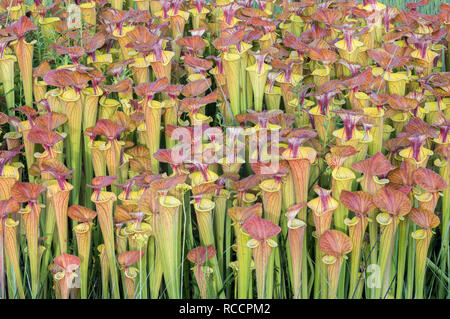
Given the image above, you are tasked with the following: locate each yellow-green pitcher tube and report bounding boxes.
[38,17,60,41]
[154,196,181,299]
[163,99,178,150]
[282,147,317,222]
[145,100,162,173]
[287,218,306,299]
[33,78,47,104]
[375,213,399,299]
[435,157,449,298]
[45,88,63,113]
[97,244,110,298]
[282,146,317,298]
[364,107,384,156]
[322,255,344,299]
[223,52,241,117]
[123,267,138,299]
[91,191,120,298]
[81,87,102,208]
[229,209,253,299]
[259,179,282,298]
[98,96,119,120]
[0,165,20,200]
[345,216,369,299]
[113,26,134,60]
[103,140,124,195]
[265,85,282,110]
[246,63,271,112]
[332,167,356,233]
[148,234,164,299]
[130,57,150,85]
[39,181,56,295]
[148,51,174,82]
[90,141,107,177]
[126,221,151,299]
[12,39,35,107]
[309,106,334,144]
[4,218,25,299]
[47,182,73,254]
[134,0,149,10]
[281,169,296,293]
[0,55,17,118]
[412,229,433,299]
[193,198,225,298]
[384,72,408,96]
[214,189,229,278]
[80,2,96,26]
[60,89,83,205]
[111,0,123,11]
[74,222,92,299]
[248,238,277,299]
[18,120,36,178]
[189,7,209,29]
[19,202,43,298]
[395,217,409,299]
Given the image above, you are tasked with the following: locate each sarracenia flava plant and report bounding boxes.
[373,187,412,299]
[187,245,216,299]
[243,214,281,299]
[88,176,120,298]
[68,205,97,299]
[319,230,353,299]
[10,182,45,298]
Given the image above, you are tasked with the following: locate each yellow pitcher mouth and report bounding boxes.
[189,170,219,186]
[74,222,91,234]
[411,229,427,240]
[414,191,433,203]
[288,218,306,230]
[376,212,392,226]
[308,196,339,215]
[344,217,359,227]
[87,53,113,66]
[289,98,315,109]
[188,7,210,15]
[322,255,337,265]
[411,49,438,64]
[159,195,182,208]
[398,147,433,164]
[38,16,61,25]
[118,190,143,203]
[90,191,117,203]
[246,63,272,75]
[47,181,74,195]
[282,146,317,162]
[383,72,409,82]
[194,198,215,212]
[146,50,175,65]
[112,26,135,38]
[335,39,364,53]
[275,73,303,86]
[83,87,104,97]
[60,88,80,102]
[0,54,17,63]
[5,218,19,228]
[332,167,356,181]
[312,67,330,77]
[0,165,20,180]
[364,107,384,118]
[259,179,281,193]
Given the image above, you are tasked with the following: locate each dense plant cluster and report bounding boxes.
[0,0,449,299]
